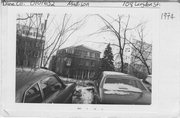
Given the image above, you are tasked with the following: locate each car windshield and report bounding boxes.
[104,77,147,92]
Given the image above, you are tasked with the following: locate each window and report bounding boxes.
[70,49,74,54]
[125,48,130,52]
[85,61,90,66]
[24,42,27,46]
[27,50,32,56]
[91,61,95,67]
[66,58,72,66]
[33,32,36,37]
[23,30,25,34]
[29,32,32,36]
[40,76,64,98]
[82,51,87,57]
[105,78,131,85]
[95,53,99,58]
[36,42,39,47]
[79,59,84,65]
[76,50,81,55]
[34,52,39,57]
[24,83,42,103]
[91,53,95,58]
[104,77,147,91]
[87,52,90,57]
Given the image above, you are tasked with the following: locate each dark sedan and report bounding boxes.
[94,71,151,105]
[16,68,76,103]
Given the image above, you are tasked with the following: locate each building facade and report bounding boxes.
[129,39,152,75]
[50,45,101,80]
[114,39,152,77]
[16,24,45,68]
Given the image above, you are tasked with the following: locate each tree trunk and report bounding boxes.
[120,51,124,73]
[144,62,151,75]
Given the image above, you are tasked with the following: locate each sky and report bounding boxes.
[17,8,157,58]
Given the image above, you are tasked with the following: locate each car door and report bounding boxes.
[23,83,43,103]
[39,75,71,103]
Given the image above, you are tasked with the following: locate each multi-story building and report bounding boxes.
[16,24,45,68]
[114,39,152,76]
[129,39,152,75]
[49,45,101,80]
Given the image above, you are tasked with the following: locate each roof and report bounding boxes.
[102,71,139,81]
[16,68,55,92]
[103,71,127,76]
[76,45,101,53]
[60,44,101,53]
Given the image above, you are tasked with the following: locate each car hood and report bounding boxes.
[101,90,151,104]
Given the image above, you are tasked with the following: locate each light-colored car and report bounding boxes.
[16,68,76,103]
[95,71,151,104]
[143,75,152,92]
[146,75,152,84]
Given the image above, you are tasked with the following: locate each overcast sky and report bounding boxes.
[18,8,157,58]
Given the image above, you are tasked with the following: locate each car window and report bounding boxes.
[40,76,64,99]
[104,78,146,90]
[105,78,131,84]
[24,83,42,103]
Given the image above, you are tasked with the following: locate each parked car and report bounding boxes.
[143,75,152,92]
[94,71,151,104]
[146,75,152,84]
[16,68,76,103]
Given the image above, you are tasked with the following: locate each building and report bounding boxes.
[16,24,45,68]
[114,39,152,76]
[49,45,101,80]
[16,23,45,40]
[129,39,152,75]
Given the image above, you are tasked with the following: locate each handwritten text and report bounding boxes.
[122,2,160,8]
[67,1,89,7]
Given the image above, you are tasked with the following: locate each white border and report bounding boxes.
[1,3,180,118]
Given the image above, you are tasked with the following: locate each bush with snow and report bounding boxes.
[73,86,94,104]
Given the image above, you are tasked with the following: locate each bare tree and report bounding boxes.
[17,13,86,68]
[17,13,45,69]
[89,14,141,73]
[42,14,86,67]
[127,24,152,75]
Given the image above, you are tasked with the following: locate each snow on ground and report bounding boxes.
[60,76,94,84]
[60,76,78,83]
[59,76,95,104]
[72,86,94,104]
[103,83,142,95]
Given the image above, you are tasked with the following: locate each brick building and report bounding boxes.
[16,24,45,68]
[49,45,101,80]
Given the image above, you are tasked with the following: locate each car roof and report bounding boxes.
[102,71,140,81]
[16,68,56,92]
[103,71,127,76]
[147,75,152,77]
[146,75,152,84]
